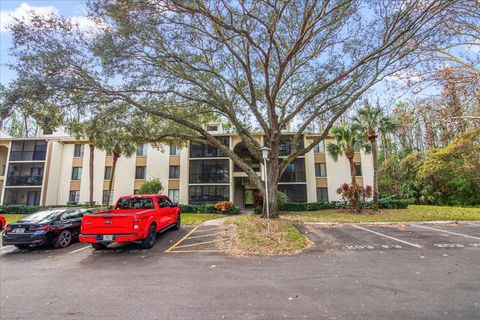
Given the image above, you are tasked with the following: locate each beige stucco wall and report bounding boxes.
[179,146,189,203]
[145,144,170,194]
[44,141,64,205]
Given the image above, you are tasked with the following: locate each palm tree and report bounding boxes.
[99,133,137,206]
[353,101,397,209]
[327,122,371,186]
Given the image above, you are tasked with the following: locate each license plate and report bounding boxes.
[102,235,114,241]
[13,228,25,233]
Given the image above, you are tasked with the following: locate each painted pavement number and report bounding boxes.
[344,244,402,250]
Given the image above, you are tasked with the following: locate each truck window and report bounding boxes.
[117,197,155,209]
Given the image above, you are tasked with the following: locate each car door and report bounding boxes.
[156,197,171,229]
[163,197,177,224]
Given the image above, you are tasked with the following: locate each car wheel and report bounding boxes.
[140,224,157,249]
[54,230,72,248]
[172,213,181,230]
[92,243,108,250]
[14,244,28,249]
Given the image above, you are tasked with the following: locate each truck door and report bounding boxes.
[156,196,172,229]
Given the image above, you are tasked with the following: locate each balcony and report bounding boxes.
[9,151,47,161]
[6,175,44,186]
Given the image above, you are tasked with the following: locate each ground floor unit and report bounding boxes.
[0,129,373,207]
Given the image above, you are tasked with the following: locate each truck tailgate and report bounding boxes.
[82,214,136,235]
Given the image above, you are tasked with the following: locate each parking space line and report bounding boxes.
[167,249,223,253]
[164,225,200,253]
[411,224,480,240]
[69,245,91,254]
[352,225,422,248]
[185,233,220,240]
[174,239,223,249]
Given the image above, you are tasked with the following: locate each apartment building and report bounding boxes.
[0,125,373,208]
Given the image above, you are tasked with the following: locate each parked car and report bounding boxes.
[2,208,93,249]
[79,194,180,250]
[0,215,6,231]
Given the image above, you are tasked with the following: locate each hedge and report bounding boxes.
[0,204,103,215]
[278,199,409,212]
[0,203,241,216]
[179,204,240,215]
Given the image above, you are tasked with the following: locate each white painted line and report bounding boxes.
[69,245,91,254]
[185,233,220,240]
[352,225,422,248]
[411,224,480,240]
[174,239,224,249]
[0,245,12,251]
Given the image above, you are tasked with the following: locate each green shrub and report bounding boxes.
[253,207,263,214]
[138,177,164,194]
[179,203,241,215]
[278,199,408,212]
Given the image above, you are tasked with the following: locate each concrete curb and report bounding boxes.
[303,220,480,226]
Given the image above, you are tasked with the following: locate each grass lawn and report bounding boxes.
[281,205,480,223]
[223,215,310,255]
[182,213,225,225]
[2,214,26,224]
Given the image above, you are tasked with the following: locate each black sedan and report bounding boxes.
[2,208,93,249]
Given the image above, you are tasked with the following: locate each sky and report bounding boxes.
[0,1,88,85]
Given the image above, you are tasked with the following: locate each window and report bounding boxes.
[313,141,325,153]
[170,145,181,155]
[102,190,114,205]
[189,159,229,183]
[280,158,306,182]
[315,163,327,177]
[278,184,307,202]
[135,166,146,179]
[116,197,154,209]
[189,185,229,204]
[354,162,362,176]
[316,187,328,203]
[279,136,305,156]
[189,136,229,157]
[74,144,85,157]
[207,125,218,132]
[168,189,180,203]
[69,190,80,203]
[104,166,112,180]
[9,140,47,161]
[136,144,147,156]
[169,166,180,179]
[71,167,82,180]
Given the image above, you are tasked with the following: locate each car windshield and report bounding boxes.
[116,197,155,210]
[20,210,64,223]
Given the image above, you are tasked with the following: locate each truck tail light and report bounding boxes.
[133,218,141,230]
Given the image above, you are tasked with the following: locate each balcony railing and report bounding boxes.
[9,151,47,161]
[6,175,44,186]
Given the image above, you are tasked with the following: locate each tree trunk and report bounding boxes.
[348,156,357,186]
[88,142,95,205]
[106,152,120,206]
[348,156,362,213]
[262,160,279,219]
[370,137,379,210]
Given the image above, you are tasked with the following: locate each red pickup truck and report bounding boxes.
[79,194,180,250]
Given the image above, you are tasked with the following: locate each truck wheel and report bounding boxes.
[14,244,28,249]
[172,213,181,230]
[140,224,157,249]
[92,243,108,250]
[54,230,72,248]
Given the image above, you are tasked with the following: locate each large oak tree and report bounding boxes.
[7,0,458,217]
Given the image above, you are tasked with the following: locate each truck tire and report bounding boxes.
[172,213,181,230]
[92,243,108,250]
[140,224,157,249]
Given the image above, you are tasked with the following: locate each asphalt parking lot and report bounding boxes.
[1,222,480,319]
